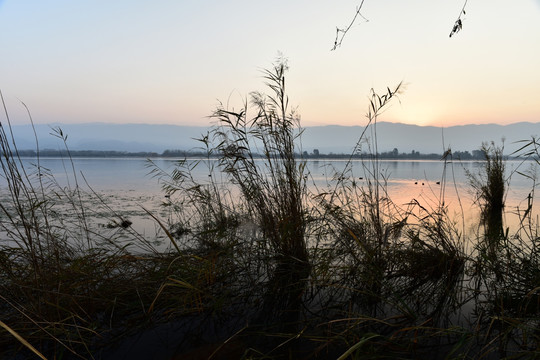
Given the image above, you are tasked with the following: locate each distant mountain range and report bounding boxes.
[6,121,540,155]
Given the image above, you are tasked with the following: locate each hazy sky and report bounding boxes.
[0,0,539,127]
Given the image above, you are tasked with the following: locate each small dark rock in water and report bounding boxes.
[120,219,132,228]
[105,219,133,229]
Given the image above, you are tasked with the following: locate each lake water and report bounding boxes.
[1,157,538,246]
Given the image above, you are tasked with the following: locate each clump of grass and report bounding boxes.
[0,93,211,358]
[468,142,507,248]
[210,60,309,266]
[149,60,313,344]
[301,86,470,359]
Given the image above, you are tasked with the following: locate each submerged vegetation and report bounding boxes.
[1,64,540,359]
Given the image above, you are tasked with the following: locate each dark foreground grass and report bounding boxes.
[1,66,540,359]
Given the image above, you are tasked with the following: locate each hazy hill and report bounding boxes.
[301,122,540,155]
[7,121,540,155]
[8,123,207,153]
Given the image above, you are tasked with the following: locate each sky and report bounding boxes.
[0,0,539,128]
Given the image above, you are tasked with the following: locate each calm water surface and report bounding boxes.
[4,157,539,239]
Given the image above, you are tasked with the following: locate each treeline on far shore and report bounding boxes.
[13,148,493,160]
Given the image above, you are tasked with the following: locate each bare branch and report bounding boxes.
[332,0,368,51]
[449,0,468,38]
[334,0,470,50]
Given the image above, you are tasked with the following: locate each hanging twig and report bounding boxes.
[449,0,468,37]
[333,0,469,49]
[332,0,368,51]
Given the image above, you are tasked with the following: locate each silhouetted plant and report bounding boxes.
[449,0,468,37]
[210,60,309,265]
[333,0,469,50]
[0,94,190,359]
[468,142,507,252]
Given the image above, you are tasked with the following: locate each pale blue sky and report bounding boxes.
[0,0,539,127]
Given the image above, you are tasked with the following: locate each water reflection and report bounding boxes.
[1,158,537,237]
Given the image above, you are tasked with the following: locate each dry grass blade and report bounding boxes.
[336,334,379,360]
[208,323,249,359]
[140,205,182,254]
[0,320,48,360]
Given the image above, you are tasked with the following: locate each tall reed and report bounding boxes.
[0,94,187,359]
[211,61,308,264]
[467,142,507,262]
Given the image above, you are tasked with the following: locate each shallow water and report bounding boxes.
[0,157,537,244]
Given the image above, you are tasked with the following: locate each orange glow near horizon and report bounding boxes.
[0,1,538,129]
